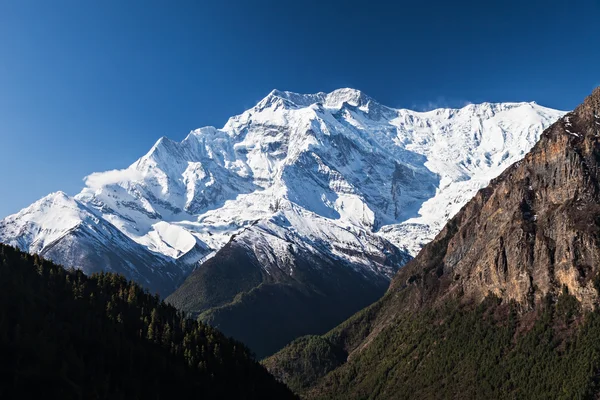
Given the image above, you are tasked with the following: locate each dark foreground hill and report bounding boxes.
[265,89,600,399]
[0,243,295,399]
[166,238,398,358]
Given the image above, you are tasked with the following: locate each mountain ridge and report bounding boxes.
[0,88,565,355]
[0,89,564,279]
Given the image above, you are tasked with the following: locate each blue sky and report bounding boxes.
[1,0,599,218]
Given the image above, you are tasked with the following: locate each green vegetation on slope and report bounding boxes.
[0,244,296,399]
[267,289,600,399]
[168,241,389,358]
[263,289,405,393]
[166,243,264,316]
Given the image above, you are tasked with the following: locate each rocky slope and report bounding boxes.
[264,88,600,398]
[392,86,600,309]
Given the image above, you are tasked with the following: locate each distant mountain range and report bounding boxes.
[0,88,564,356]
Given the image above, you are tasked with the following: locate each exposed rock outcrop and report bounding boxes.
[394,87,600,310]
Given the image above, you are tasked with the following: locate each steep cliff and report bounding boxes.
[393,87,600,310]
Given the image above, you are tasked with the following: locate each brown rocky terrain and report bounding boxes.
[394,86,600,310]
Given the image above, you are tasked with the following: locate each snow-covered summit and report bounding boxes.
[0,88,566,294]
[0,191,86,253]
[256,88,372,110]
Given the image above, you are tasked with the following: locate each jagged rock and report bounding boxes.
[395,87,600,310]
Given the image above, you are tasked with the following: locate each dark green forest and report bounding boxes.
[267,289,600,399]
[0,244,295,399]
[8,238,600,400]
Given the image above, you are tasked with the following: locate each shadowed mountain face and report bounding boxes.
[264,88,600,399]
[167,230,405,358]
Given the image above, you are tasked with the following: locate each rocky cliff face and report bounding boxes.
[394,87,600,310]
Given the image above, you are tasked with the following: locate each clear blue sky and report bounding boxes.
[1,0,599,218]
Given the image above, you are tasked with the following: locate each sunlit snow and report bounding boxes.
[0,88,566,280]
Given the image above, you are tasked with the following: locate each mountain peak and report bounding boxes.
[324,88,371,108]
[31,191,77,210]
[47,190,69,200]
[255,89,320,110]
[254,88,374,112]
[576,85,600,115]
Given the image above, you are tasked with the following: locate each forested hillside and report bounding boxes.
[266,291,600,399]
[0,244,295,399]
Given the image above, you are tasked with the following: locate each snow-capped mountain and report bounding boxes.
[0,191,186,292]
[0,88,564,298]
